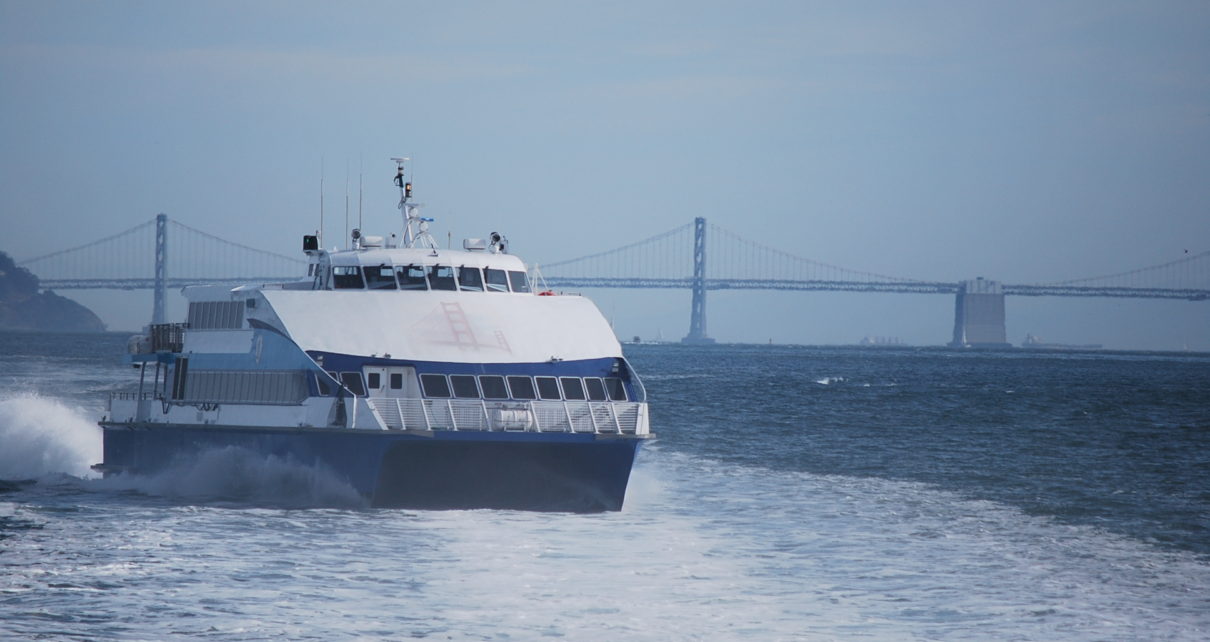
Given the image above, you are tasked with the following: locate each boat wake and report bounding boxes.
[94,447,369,509]
[566,449,1210,640]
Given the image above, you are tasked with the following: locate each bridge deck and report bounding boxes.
[19,215,1210,302]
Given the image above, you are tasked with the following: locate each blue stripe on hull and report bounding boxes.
[99,424,642,512]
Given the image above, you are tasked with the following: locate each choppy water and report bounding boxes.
[2,331,1208,640]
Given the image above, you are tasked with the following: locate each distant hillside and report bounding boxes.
[0,251,106,332]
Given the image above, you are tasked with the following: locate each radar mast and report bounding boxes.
[393,157,437,249]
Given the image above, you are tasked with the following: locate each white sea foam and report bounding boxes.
[381,450,1210,641]
[93,446,367,509]
[2,444,1208,640]
[0,393,101,480]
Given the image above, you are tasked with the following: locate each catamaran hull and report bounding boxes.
[97,423,644,512]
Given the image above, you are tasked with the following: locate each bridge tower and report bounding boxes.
[949,278,1010,348]
[152,213,167,325]
[682,217,715,344]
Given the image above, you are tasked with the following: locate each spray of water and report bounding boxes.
[0,393,101,480]
[0,392,363,508]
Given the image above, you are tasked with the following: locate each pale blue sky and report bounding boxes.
[2,1,1208,348]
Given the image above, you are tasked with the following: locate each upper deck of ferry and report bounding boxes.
[293,160,542,295]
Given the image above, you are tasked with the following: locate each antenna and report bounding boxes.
[319,158,325,248]
[344,162,350,249]
[358,156,364,233]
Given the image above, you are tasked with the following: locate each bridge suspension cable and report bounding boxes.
[1035,249,1210,291]
[168,220,305,283]
[705,223,930,285]
[539,217,945,291]
[19,219,156,267]
[18,219,156,283]
[540,221,695,280]
[17,215,305,289]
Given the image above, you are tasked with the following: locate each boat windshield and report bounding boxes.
[332,266,364,289]
[428,265,457,291]
[364,265,397,290]
[508,271,530,293]
[457,266,485,291]
[485,268,509,292]
[396,264,428,290]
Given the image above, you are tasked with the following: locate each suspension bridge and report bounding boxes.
[16,215,1210,346]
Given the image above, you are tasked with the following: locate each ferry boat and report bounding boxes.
[97,159,652,511]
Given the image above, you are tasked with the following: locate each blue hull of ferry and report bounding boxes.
[98,424,643,512]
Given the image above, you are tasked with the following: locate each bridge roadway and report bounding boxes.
[38,277,297,290]
[24,214,1208,345]
[538,278,1210,301]
[39,276,1210,301]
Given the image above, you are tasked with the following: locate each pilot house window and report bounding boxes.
[508,271,530,293]
[396,264,428,290]
[364,265,397,290]
[484,268,509,292]
[332,266,365,289]
[457,266,484,291]
[428,265,457,291]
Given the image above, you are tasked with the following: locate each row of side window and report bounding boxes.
[419,374,627,402]
[331,264,530,293]
[318,372,627,402]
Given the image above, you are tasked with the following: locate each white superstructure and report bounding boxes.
[108,158,649,438]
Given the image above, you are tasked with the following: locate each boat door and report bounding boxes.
[363,365,420,398]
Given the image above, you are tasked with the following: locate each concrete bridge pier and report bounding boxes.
[949,278,1011,348]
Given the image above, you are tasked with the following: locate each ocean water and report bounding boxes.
[1,331,1208,640]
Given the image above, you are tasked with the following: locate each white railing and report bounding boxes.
[366,398,645,435]
[108,391,161,422]
[109,391,160,402]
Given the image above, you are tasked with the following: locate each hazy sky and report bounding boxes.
[2,1,1208,349]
